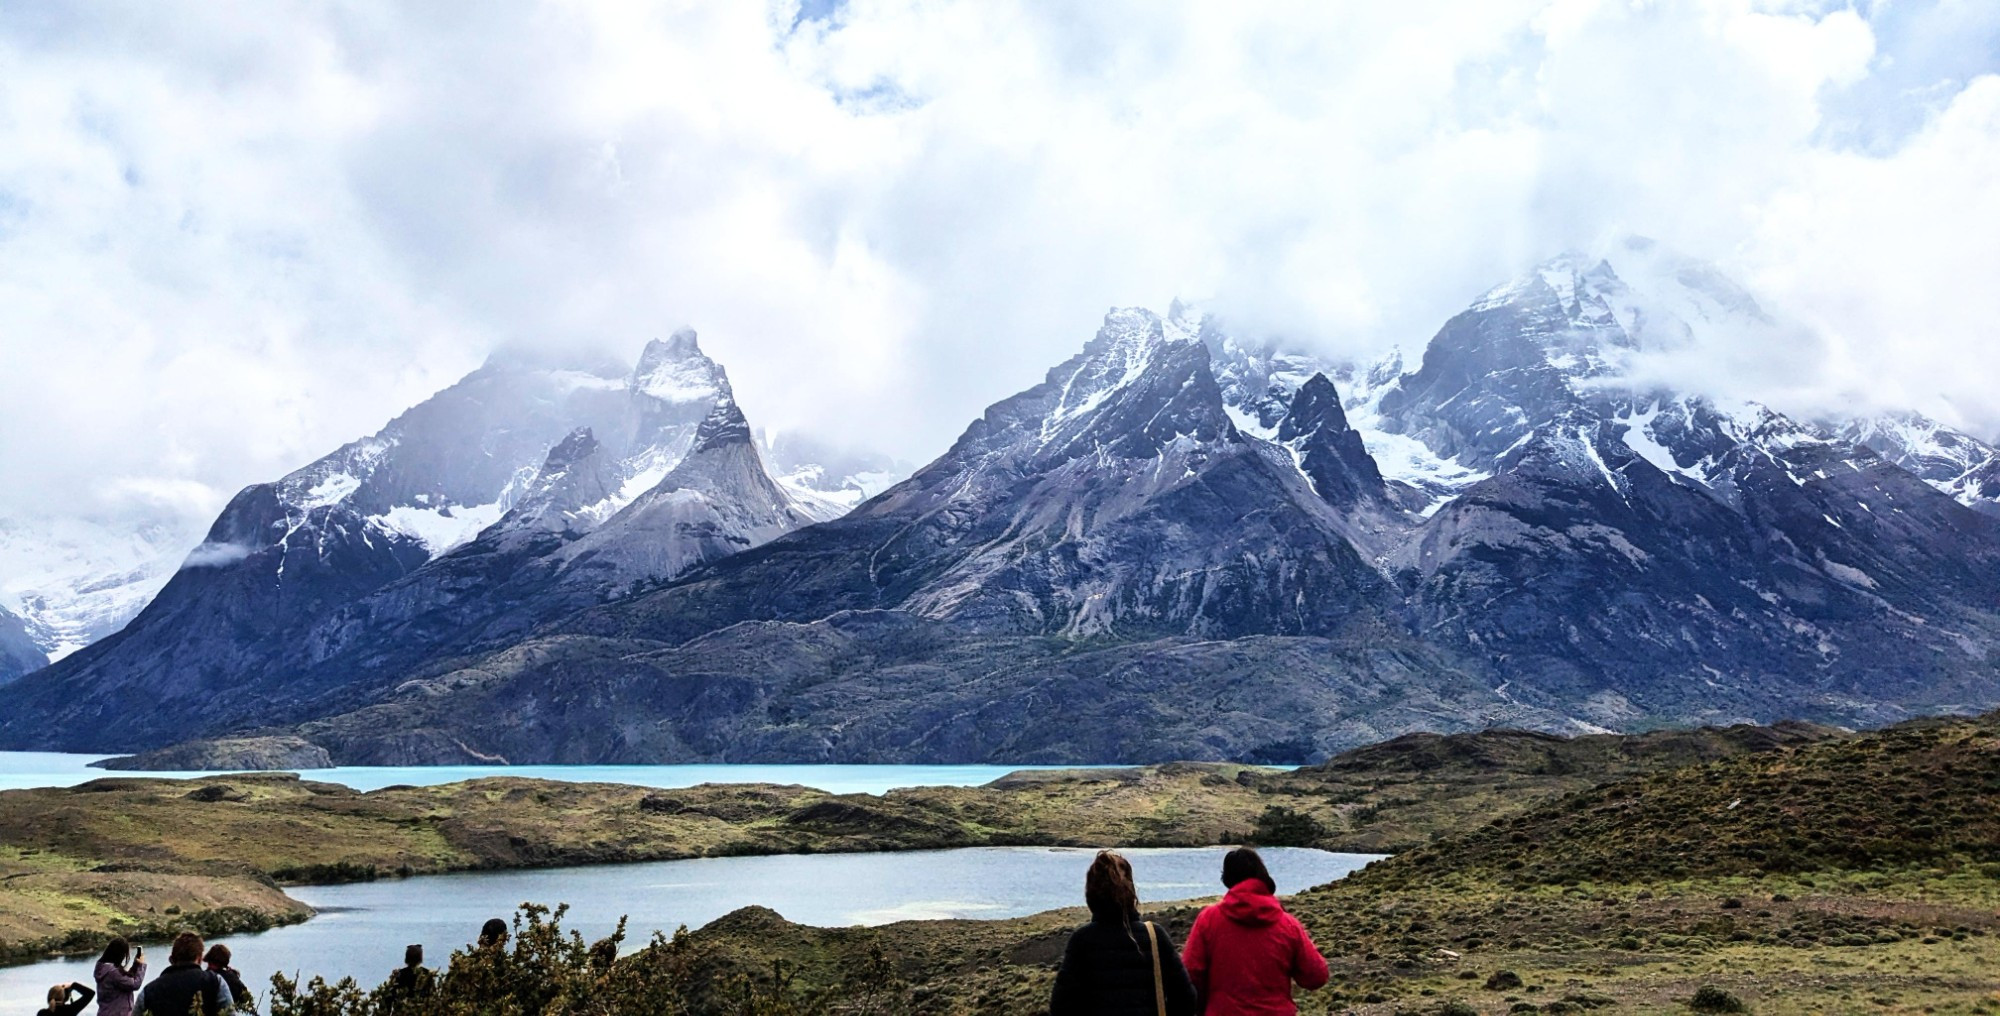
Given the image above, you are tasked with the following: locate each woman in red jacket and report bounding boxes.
[1181,848,1329,1015]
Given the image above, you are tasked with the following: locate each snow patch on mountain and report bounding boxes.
[1343,375,1493,514]
[373,501,512,555]
[1617,404,1681,478]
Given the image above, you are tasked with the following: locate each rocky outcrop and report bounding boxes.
[97,735,335,771]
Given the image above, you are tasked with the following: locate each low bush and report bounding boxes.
[265,903,910,1016]
[1688,985,1747,1012]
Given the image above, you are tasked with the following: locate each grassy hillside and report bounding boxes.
[0,718,1846,973]
[660,713,2000,1014]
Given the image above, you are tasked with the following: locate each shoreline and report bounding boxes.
[0,720,1854,974]
[0,842,1328,969]
[0,764,1316,968]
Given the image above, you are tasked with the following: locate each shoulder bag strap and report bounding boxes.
[1145,920,1166,1016]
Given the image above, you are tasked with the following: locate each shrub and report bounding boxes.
[1250,805,1327,847]
[262,902,902,1016]
[1485,970,1524,991]
[1688,985,1748,1012]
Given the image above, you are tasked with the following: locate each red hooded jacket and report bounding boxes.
[1180,879,1329,1016]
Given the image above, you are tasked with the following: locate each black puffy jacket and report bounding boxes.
[1050,917,1197,1016]
[139,963,223,1016]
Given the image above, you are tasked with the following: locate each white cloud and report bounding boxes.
[0,0,1996,548]
[180,541,256,569]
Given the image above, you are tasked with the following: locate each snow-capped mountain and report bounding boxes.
[188,306,1598,764]
[0,332,842,750]
[1208,240,2000,524]
[234,245,2000,765]
[0,512,205,666]
[1832,413,2000,517]
[558,400,833,594]
[15,241,2000,766]
[1349,241,2000,727]
[282,354,840,691]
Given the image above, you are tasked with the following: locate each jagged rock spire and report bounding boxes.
[1280,374,1388,507]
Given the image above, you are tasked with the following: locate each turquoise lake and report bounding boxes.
[0,751,1118,795]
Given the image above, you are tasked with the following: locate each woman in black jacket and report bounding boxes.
[36,981,94,1016]
[1050,850,1197,1016]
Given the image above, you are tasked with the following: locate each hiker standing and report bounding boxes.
[1050,850,1197,1016]
[204,944,255,1013]
[1180,848,1329,1015]
[94,938,145,1016]
[36,982,93,1016]
[133,932,230,1016]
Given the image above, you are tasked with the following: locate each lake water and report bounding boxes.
[0,846,1381,1010]
[0,751,1116,795]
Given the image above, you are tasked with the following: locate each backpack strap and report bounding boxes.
[1144,920,1166,1016]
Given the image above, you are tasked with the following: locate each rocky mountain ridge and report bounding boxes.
[0,332,846,747]
[6,241,1999,764]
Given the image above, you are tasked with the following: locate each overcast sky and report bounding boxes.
[1,0,1997,532]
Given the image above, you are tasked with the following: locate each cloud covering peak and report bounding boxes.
[1,0,1997,531]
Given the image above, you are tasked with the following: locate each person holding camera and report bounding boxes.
[35,981,93,1016]
[93,937,147,1016]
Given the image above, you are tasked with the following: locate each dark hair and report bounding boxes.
[404,944,424,967]
[1222,847,1275,892]
[1084,850,1140,926]
[170,932,205,966]
[478,918,509,948]
[204,944,231,967]
[98,937,131,968]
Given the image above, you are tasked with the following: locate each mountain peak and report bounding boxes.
[490,427,617,542]
[633,329,732,404]
[1029,309,1234,462]
[691,399,754,452]
[1277,373,1351,441]
[543,427,601,471]
[643,327,702,360]
[1278,373,1388,507]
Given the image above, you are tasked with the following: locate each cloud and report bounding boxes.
[179,541,256,569]
[0,0,1996,542]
